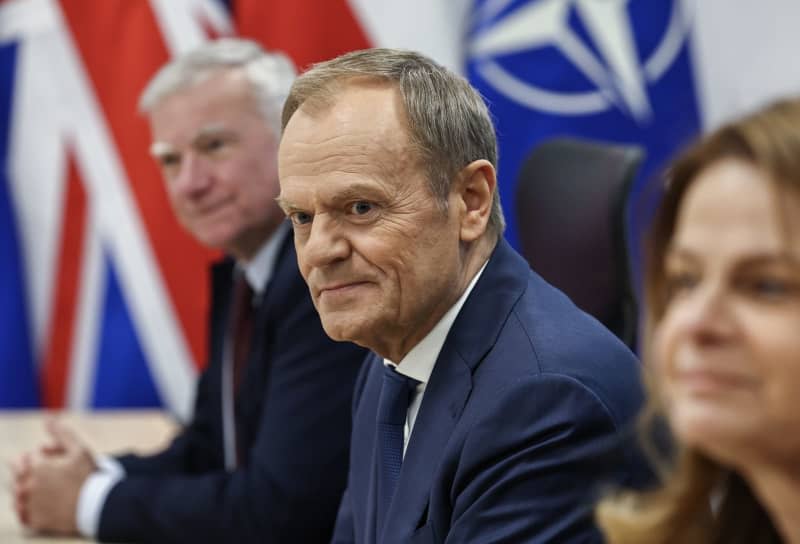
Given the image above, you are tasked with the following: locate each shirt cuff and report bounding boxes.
[94,454,125,478]
[75,464,124,537]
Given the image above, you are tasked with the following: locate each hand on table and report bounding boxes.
[11,419,97,535]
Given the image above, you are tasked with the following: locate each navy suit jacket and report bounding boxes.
[97,228,368,543]
[332,239,645,543]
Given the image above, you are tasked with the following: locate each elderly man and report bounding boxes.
[12,39,366,543]
[277,48,645,543]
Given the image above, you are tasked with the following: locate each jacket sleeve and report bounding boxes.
[97,290,367,543]
[330,488,357,544]
[329,352,375,544]
[113,366,222,475]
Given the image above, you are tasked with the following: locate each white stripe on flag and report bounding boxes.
[6,0,70,362]
[65,204,103,410]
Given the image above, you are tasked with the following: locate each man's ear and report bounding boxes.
[454,159,496,242]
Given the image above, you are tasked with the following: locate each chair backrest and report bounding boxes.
[515,137,643,349]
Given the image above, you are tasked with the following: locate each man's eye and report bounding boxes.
[350,201,373,215]
[159,154,180,168]
[203,138,225,153]
[291,212,313,225]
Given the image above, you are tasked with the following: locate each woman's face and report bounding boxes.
[655,157,800,471]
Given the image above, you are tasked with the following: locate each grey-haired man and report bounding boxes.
[12,38,366,543]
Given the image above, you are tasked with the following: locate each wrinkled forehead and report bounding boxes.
[288,76,399,121]
[287,80,408,138]
[279,83,421,178]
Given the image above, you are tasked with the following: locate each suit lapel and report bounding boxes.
[235,228,296,439]
[381,347,472,540]
[380,239,531,540]
[248,226,296,353]
[352,354,384,544]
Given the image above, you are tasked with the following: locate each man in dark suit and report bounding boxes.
[12,39,366,543]
[277,48,645,543]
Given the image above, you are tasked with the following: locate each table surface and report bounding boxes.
[0,411,177,543]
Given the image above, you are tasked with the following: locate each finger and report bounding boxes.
[14,496,30,527]
[14,466,33,496]
[45,419,81,452]
[12,452,33,478]
[9,457,28,480]
[13,481,27,506]
[44,418,69,445]
[13,477,31,527]
[40,442,65,456]
[40,425,66,455]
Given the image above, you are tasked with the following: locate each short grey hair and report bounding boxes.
[139,38,296,137]
[281,48,505,236]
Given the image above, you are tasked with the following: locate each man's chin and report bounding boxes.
[319,314,370,345]
[191,229,237,252]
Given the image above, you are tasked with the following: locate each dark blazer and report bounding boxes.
[97,228,368,543]
[332,239,645,543]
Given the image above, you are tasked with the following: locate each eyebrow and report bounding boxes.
[666,247,800,269]
[149,124,231,158]
[276,182,389,213]
[274,196,298,213]
[328,183,388,204]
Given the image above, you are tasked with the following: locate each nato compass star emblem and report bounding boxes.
[469,0,694,123]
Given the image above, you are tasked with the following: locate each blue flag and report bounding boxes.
[467,0,701,276]
[0,41,38,407]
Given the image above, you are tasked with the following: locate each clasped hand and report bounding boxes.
[11,419,96,535]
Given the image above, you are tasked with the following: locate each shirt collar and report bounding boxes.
[239,221,290,293]
[385,260,489,385]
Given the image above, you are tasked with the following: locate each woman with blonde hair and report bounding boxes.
[597,98,800,544]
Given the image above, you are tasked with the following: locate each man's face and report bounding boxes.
[148,68,282,260]
[278,83,468,361]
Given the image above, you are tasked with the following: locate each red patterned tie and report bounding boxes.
[231,272,255,395]
[229,271,255,466]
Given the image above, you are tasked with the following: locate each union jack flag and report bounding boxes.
[0,0,378,416]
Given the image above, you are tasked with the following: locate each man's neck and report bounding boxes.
[383,235,497,363]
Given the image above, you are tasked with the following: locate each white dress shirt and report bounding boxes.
[76,222,290,537]
[384,260,487,457]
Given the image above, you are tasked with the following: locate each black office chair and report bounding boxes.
[515,137,643,349]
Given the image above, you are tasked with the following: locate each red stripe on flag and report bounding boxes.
[41,150,86,408]
[58,0,217,370]
[234,0,372,70]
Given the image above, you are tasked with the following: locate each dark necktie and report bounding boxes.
[376,365,420,539]
[231,271,255,393]
[229,271,255,466]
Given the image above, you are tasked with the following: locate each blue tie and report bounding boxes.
[376,365,420,539]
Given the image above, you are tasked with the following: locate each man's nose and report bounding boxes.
[173,154,212,197]
[301,214,351,268]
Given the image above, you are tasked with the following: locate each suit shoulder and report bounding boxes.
[478,275,643,425]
